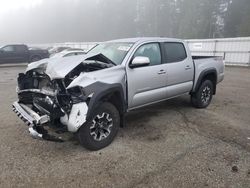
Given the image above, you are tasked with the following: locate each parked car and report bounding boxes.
[48,46,70,55]
[12,38,224,150]
[62,48,85,52]
[0,44,49,64]
[50,50,86,58]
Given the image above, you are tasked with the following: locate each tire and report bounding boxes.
[191,80,214,108]
[30,56,41,62]
[78,102,120,151]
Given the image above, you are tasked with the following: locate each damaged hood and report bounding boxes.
[26,53,103,80]
[67,65,126,90]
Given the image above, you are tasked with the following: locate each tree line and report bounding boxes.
[101,0,250,39]
[0,0,249,43]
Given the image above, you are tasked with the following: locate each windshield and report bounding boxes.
[88,42,134,65]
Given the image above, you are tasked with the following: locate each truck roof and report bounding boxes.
[108,37,184,43]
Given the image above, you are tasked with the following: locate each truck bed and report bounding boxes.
[192,56,225,92]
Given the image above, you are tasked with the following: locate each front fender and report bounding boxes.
[64,66,126,132]
[64,82,125,132]
[81,82,125,120]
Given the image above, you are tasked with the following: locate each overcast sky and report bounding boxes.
[0,0,101,44]
[0,0,42,15]
[0,0,144,44]
[0,0,249,45]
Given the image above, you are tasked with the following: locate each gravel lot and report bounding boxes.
[0,66,250,188]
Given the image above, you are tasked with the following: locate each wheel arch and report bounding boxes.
[84,82,126,127]
[194,69,217,95]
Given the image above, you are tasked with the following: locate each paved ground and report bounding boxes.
[0,66,250,188]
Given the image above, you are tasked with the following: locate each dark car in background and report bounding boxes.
[0,44,49,64]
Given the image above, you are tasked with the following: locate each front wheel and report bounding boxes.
[191,80,214,108]
[78,102,120,151]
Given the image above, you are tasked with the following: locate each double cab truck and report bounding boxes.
[12,38,224,150]
[0,44,49,64]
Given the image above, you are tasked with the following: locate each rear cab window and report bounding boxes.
[15,45,27,52]
[163,42,187,63]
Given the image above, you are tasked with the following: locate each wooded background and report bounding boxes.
[0,0,249,43]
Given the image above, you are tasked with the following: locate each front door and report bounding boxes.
[126,43,168,109]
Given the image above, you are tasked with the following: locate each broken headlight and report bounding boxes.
[67,87,87,104]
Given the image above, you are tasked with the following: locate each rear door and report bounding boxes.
[126,42,168,109]
[162,42,194,97]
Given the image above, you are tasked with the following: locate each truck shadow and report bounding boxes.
[125,95,191,126]
[120,95,192,142]
[57,95,192,151]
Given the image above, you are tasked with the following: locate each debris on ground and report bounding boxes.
[232,165,239,173]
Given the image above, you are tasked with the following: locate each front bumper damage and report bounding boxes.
[13,100,89,142]
[12,54,125,143]
[12,101,58,141]
[12,72,89,142]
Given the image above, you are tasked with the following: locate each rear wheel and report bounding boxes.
[78,102,120,151]
[191,80,214,108]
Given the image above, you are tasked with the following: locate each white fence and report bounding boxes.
[186,37,250,66]
[38,37,250,66]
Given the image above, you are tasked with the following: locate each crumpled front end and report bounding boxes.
[12,69,80,141]
[12,54,126,142]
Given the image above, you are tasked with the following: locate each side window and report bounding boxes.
[134,43,161,66]
[2,46,15,52]
[15,45,26,52]
[163,43,187,63]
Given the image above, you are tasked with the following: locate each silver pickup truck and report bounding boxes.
[12,38,224,150]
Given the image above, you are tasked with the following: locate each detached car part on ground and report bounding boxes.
[12,38,224,151]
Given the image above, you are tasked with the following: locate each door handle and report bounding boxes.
[185,65,191,70]
[158,70,166,74]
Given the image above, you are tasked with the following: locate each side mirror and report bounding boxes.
[130,56,150,68]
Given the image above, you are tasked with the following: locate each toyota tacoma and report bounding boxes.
[12,38,224,150]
